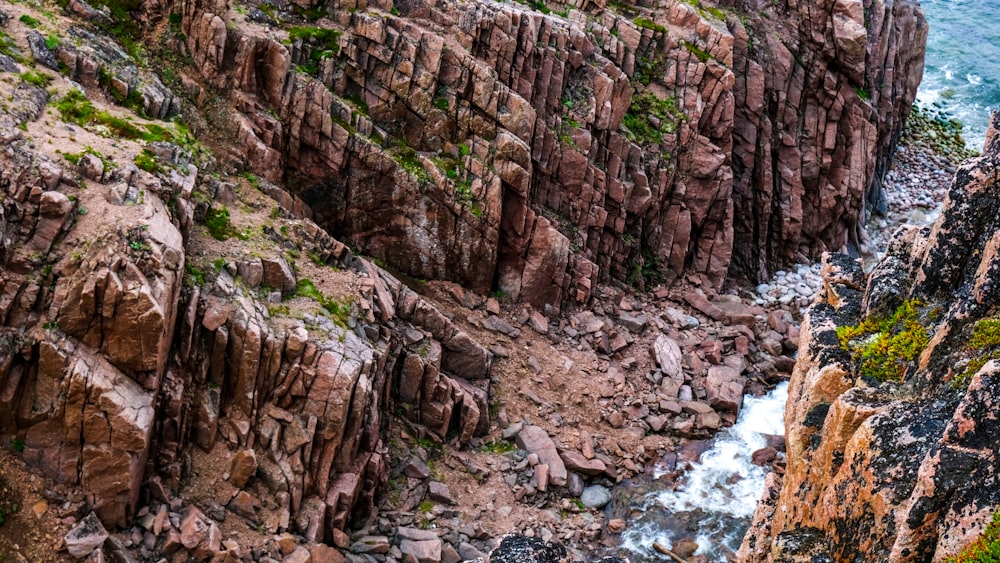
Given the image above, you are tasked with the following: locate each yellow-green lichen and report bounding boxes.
[947,509,1000,563]
[836,299,930,383]
[953,318,1000,388]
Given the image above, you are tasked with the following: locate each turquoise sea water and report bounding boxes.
[916,0,1000,150]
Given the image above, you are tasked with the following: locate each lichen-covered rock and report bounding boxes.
[740,112,1000,562]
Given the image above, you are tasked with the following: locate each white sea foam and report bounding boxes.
[620,383,789,561]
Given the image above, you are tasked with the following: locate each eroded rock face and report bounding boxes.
[729,0,927,280]
[0,80,491,542]
[740,113,1000,562]
[159,0,923,309]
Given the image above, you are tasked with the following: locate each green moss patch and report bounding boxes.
[836,299,931,383]
[948,509,1000,562]
[294,279,353,327]
[621,92,686,147]
[204,205,238,241]
[953,318,1000,387]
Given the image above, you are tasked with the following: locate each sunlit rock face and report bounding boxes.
[740,114,1000,563]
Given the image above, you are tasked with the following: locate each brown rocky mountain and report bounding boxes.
[0,0,945,560]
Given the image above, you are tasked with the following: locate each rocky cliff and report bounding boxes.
[146,0,924,309]
[0,0,930,559]
[740,113,1000,562]
[0,16,491,554]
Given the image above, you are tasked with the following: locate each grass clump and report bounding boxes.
[63,146,114,171]
[295,278,354,327]
[55,89,144,139]
[19,14,42,28]
[56,90,200,149]
[683,41,711,62]
[287,26,340,76]
[393,146,430,184]
[621,92,685,146]
[953,318,1000,388]
[633,16,666,33]
[204,205,237,241]
[836,299,931,383]
[0,31,26,63]
[134,149,162,173]
[948,509,1000,563]
[478,440,516,454]
[21,71,52,88]
[185,263,205,286]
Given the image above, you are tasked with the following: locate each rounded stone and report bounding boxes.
[580,485,612,508]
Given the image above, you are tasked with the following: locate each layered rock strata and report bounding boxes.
[740,113,1000,562]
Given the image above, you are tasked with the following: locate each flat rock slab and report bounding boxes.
[683,290,727,322]
[515,425,567,486]
[400,538,443,563]
[652,335,684,379]
[711,297,763,327]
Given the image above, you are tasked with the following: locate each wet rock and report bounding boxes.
[751,447,778,466]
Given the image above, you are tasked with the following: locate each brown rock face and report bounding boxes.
[740,115,1000,562]
[0,71,491,543]
[161,0,923,308]
[729,0,926,281]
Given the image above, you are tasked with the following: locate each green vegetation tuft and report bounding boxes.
[621,92,686,146]
[633,16,666,33]
[134,149,162,173]
[21,71,52,88]
[204,205,237,241]
[953,318,1000,388]
[185,263,205,286]
[63,146,114,172]
[19,14,42,28]
[87,0,146,60]
[393,146,430,184]
[478,440,516,454]
[55,90,197,146]
[287,26,341,76]
[295,279,354,327]
[0,31,26,64]
[948,509,1000,563]
[836,299,931,383]
[683,41,712,62]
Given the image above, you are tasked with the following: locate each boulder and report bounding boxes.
[64,512,109,558]
[515,425,567,486]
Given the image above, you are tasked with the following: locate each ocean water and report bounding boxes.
[619,383,789,561]
[916,0,1000,150]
